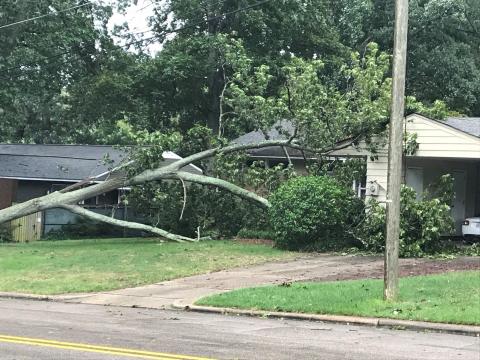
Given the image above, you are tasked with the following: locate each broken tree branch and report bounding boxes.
[282,146,293,166]
[61,205,197,242]
[164,171,271,208]
[178,176,187,220]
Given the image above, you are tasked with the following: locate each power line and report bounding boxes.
[135,0,156,13]
[1,0,272,77]
[0,2,91,31]
[125,0,232,34]
[123,0,272,38]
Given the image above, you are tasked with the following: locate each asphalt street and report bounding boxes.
[0,298,478,360]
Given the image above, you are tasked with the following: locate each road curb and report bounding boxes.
[0,292,54,302]
[3,292,479,337]
[172,302,480,337]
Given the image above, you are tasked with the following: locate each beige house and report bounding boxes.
[237,114,480,235]
[331,114,480,234]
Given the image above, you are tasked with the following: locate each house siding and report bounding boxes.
[406,115,480,158]
[366,149,389,202]
[0,179,17,210]
[337,114,480,204]
[14,180,52,203]
[476,163,480,215]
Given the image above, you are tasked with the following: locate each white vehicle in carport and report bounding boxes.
[462,217,480,242]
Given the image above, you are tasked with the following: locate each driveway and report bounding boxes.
[57,254,480,309]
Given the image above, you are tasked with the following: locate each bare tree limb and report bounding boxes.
[164,171,271,208]
[282,146,293,166]
[218,64,232,138]
[0,176,124,224]
[61,205,197,243]
[178,176,187,220]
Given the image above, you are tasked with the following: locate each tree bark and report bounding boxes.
[165,171,271,208]
[61,205,196,242]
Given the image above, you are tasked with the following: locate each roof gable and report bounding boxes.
[406,114,480,158]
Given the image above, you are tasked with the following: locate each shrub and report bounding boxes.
[269,176,363,251]
[0,223,13,243]
[128,182,269,239]
[356,184,454,257]
[44,217,127,240]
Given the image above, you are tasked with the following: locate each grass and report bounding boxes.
[0,238,294,295]
[197,271,480,325]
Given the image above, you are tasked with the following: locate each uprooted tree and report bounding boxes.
[0,42,450,242]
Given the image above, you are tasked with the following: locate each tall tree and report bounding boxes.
[136,0,350,135]
[0,0,115,142]
[365,0,480,115]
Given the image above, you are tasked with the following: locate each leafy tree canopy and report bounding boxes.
[0,0,119,142]
[1,0,477,146]
[365,0,480,115]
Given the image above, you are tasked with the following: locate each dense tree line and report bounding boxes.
[0,0,478,145]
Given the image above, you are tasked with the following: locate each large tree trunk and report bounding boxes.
[207,65,223,135]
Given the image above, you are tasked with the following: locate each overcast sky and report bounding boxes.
[107,0,162,54]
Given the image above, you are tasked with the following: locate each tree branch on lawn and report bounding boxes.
[61,205,197,242]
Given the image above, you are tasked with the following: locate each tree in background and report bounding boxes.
[0,0,120,142]
[112,0,352,137]
[365,0,480,115]
[2,0,477,145]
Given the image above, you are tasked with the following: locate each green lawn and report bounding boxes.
[0,238,294,295]
[197,271,480,325]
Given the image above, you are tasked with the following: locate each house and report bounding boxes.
[235,114,480,235]
[356,114,479,235]
[0,144,202,241]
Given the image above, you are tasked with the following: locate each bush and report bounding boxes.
[269,176,363,251]
[128,182,269,239]
[356,184,454,257]
[45,217,127,240]
[0,223,13,243]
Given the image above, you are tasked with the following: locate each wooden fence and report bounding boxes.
[10,212,42,242]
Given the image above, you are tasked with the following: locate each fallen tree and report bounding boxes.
[0,138,356,242]
[1,43,429,242]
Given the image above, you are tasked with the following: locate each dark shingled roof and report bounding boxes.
[0,144,201,182]
[443,117,480,137]
[234,116,480,159]
[232,120,306,158]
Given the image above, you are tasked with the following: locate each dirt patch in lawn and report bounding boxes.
[306,256,480,282]
[235,238,275,246]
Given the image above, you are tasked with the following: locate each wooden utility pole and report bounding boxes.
[384,0,409,301]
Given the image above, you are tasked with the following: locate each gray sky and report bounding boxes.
[107,0,163,54]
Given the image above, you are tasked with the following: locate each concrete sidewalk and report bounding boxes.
[52,255,479,309]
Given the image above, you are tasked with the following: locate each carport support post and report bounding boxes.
[384,0,409,301]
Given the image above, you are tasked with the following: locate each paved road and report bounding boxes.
[0,299,478,360]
